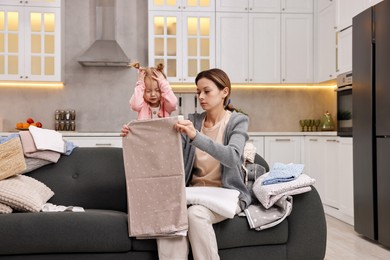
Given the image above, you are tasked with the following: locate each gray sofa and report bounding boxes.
[0,147,327,259]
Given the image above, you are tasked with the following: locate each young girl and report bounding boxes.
[129,62,177,120]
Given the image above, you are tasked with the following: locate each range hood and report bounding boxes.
[78,0,130,67]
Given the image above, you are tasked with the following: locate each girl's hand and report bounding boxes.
[120,124,131,137]
[175,119,197,140]
[152,69,165,83]
[137,70,146,82]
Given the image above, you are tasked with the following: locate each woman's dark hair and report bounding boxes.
[195,68,239,112]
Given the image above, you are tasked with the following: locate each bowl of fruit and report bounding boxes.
[16,118,43,130]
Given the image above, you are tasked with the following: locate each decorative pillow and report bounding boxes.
[0,175,54,212]
[0,138,26,181]
[0,202,12,214]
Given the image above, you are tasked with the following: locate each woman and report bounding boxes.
[121,68,251,260]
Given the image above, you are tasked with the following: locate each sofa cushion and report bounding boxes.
[0,209,131,255]
[214,215,288,249]
[131,215,288,252]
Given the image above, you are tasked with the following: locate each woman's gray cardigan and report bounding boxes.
[182,111,251,210]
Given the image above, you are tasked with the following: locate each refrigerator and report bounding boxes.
[353,0,390,247]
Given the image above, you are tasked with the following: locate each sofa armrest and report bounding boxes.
[286,185,327,260]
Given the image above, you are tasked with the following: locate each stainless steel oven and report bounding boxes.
[336,71,353,137]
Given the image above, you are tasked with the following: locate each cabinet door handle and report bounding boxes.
[95,143,112,147]
[326,139,338,142]
[275,138,291,142]
[309,139,318,142]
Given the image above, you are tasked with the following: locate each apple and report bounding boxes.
[35,122,42,128]
[26,118,34,124]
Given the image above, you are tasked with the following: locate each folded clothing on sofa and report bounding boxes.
[262,162,304,185]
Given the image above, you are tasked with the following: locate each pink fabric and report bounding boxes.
[19,131,60,163]
[122,117,188,238]
[129,79,177,120]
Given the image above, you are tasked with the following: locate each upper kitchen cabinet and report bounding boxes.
[0,3,61,81]
[1,0,61,8]
[216,0,312,13]
[336,26,352,75]
[148,10,215,83]
[216,1,313,83]
[281,0,313,13]
[281,13,313,83]
[316,0,336,82]
[148,0,214,11]
[216,12,281,83]
[216,0,281,13]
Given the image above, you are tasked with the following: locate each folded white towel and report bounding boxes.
[186,187,239,219]
[28,126,65,153]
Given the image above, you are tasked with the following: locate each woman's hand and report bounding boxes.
[120,124,131,137]
[175,119,197,140]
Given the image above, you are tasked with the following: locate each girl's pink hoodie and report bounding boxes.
[129,79,177,120]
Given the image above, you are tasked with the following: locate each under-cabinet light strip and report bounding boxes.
[0,82,64,88]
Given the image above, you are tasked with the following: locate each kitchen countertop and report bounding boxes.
[1,131,338,137]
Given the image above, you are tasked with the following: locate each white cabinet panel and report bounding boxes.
[264,136,302,168]
[338,137,354,220]
[281,13,313,83]
[303,136,326,199]
[337,26,352,74]
[216,12,248,83]
[281,0,313,13]
[303,135,354,225]
[249,13,281,83]
[216,0,281,13]
[317,2,336,82]
[323,137,339,209]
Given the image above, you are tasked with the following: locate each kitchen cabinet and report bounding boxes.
[303,136,354,225]
[216,0,281,13]
[216,12,280,83]
[148,0,214,11]
[316,0,336,82]
[148,2,215,83]
[216,9,313,83]
[247,135,264,158]
[216,0,312,13]
[303,136,327,200]
[281,13,313,83]
[0,3,61,81]
[282,0,313,13]
[1,0,61,7]
[63,136,122,148]
[336,26,352,74]
[264,136,302,168]
[337,137,354,223]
